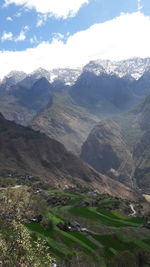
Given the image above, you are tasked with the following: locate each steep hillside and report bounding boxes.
[81,120,134,187]
[32,71,137,155]
[31,90,100,155]
[0,113,140,200]
[81,95,150,193]
[132,71,150,96]
[70,71,136,113]
[12,77,53,111]
[0,77,53,125]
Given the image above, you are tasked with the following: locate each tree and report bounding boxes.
[0,187,53,267]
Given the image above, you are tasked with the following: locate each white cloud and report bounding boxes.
[24,25,30,31]
[36,14,48,27]
[52,33,65,41]
[1,32,13,41]
[137,0,143,12]
[15,31,26,41]
[30,35,38,44]
[1,26,29,43]
[4,0,90,19]
[14,25,29,41]
[1,12,150,78]
[15,11,22,17]
[6,16,13,21]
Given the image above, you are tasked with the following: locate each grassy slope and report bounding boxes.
[26,191,150,266]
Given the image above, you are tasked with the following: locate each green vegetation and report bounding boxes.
[24,190,150,266]
[0,187,53,267]
[1,188,150,266]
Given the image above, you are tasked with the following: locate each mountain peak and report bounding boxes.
[29,68,51,82]
[2,71,27,86]
[50,68,82,85]
[84,57,150,79]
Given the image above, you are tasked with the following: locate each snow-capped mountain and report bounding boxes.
[1,67,81,88]
[16,68,51,89]
[49,68,81,85]
[30,67,82,86]
[1,71,27,87]
[2,57,150,89]
[84,57,150,79]
[30,68,51,81]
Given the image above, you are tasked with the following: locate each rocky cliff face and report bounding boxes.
[81,95,150,193]
[0,113,139,200]
[81,120,134,187]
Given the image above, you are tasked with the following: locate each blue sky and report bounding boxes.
[0,0,143,51]
[0,0,150,77]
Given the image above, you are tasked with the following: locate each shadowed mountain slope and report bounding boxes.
[81,95,150,193]
[0,77,53,126]
[0,113,140,200]
[32,71,137,155]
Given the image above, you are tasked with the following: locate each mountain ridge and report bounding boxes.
[1,57,150,155]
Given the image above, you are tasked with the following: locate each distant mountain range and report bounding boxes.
[0,57,150,196]
[1,67,81,88]
[0,57,150,155]
[2,57,150,85]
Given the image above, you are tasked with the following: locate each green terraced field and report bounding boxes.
[26,191,150,267]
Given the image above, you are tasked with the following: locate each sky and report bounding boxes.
[0,0,150,78]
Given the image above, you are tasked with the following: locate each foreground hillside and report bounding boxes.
[1,186,150,267]
[81,95,150,193]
